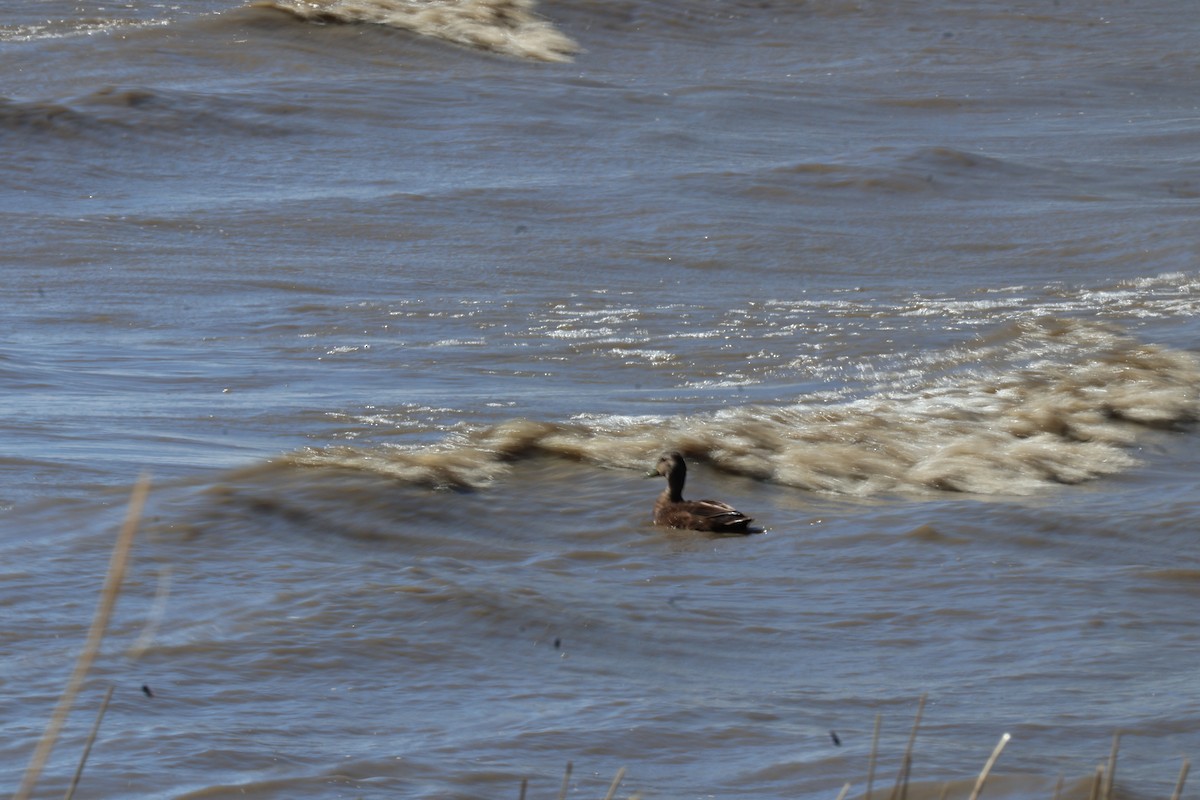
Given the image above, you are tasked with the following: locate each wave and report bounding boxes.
[252,0,578,62]
[725,144,1200,205]
[0,15,169,43]
[0,97,90,136]
[0,86,301,142]
[285,318,1200,496]
[719,146,1078,202]
[3,0,576,62]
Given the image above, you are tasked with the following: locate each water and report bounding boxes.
[3,1,1200,797]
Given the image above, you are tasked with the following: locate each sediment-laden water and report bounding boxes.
[3,1,1199,797]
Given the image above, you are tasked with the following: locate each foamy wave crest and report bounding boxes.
[0,17,169,42]
[289,320,1200,496]
[255,0,578,62]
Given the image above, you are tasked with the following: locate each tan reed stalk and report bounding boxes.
[1169,758,1190,800]
[518,777,527,800]
[62,685,115,800]
[867,712,882,800]
[557,761,573,800]
[1104,732,1121,800]
[889,695,927,800]
[13,475,149,800]
[834,781,852,800]
[966,732,1011,800]
[1089,765,1105,800]
[601,766,627,800]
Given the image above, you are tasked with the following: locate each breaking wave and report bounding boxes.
[254,0,578,62]
[286,318,1200,496]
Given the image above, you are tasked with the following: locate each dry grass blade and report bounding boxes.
[1170,758,1190,800]
[557,761,573,800]
[890,695,927,800]
[518,777,527,800]
[63,685,115,800]
[601,766,627,800]
[13,475,149,800]
[1104,732,1121,800]
[867,712,882,800]
[966,732,1010,800]
[834,781,852,800]
[1089,765,1105,800]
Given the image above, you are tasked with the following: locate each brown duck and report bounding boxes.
[648,452,754,533]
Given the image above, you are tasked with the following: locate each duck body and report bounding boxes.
[649,452,755,533]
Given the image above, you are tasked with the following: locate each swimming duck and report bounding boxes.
[648,452,754,533]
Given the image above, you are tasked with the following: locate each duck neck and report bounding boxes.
[666,470,686,503]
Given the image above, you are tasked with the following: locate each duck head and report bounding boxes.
[646,451,686,479]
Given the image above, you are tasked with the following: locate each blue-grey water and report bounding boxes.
[3,1,1200,797]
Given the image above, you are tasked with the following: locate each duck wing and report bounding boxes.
[695,499,753,530]
[661,499,754,533]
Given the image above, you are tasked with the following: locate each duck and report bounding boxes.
[648,451,755,533]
